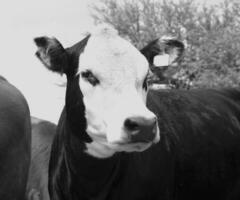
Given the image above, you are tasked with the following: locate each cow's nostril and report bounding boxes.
[124,116,158,143]
[124,119,140,131]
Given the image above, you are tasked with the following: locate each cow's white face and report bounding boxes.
[34,25,184,158]
[78,27,159,158]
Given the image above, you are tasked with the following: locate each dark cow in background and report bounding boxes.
[34,25,240,200]
[0,75,31,200]
[27,117,56,200]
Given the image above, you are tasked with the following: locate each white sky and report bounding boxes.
[0,0,224,123]
[0,0,95,123]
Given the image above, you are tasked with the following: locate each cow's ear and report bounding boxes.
[140,36,184,67]
[34,37,68,74]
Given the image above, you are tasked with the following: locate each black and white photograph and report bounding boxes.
[1,0,240,199]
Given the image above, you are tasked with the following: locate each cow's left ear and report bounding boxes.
[140,36,184,67]
[34,36,69,74]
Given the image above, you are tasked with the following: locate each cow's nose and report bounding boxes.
[124,116,157,143]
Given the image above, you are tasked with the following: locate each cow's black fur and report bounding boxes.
[49,87,240,200]
[34,35,240,200]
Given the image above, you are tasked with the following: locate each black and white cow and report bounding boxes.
[34,25,240,200]
[0,76,31,200]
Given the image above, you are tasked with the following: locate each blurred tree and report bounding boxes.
[91,0,240,88]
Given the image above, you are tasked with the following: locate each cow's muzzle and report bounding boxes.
[124,116,158,143]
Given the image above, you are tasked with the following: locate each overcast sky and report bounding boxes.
[0,0,223,123]
[0,0,95,123]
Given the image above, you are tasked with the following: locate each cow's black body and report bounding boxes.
[0,76,31,200]
[33,31,240,200]
[49,86,240,200]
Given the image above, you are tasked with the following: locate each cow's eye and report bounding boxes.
[81,70,100,86]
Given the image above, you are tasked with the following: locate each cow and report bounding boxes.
[0,75,31,200]
[27,117,56,200]
[34,25,240,200]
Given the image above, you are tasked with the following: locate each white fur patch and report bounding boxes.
[77,25,159,157]
[85,141,115,158]
[89,24,118,39]
[85,140,154,158]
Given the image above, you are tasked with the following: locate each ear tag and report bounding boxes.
[153,54,169,67]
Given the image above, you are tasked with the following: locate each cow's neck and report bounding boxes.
[48,76,123,199]
[49,118,122,200]
[67,129,122,198]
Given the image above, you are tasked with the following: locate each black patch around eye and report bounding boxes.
[81,70,100,86]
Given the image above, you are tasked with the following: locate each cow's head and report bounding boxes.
[34,25,184,158]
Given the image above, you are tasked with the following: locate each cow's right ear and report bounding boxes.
[34,37,68,74]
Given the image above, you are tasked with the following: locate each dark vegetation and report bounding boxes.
[91,0,240,89]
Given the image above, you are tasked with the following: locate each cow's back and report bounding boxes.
[0,77,31,200]
[144,88,240,200]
